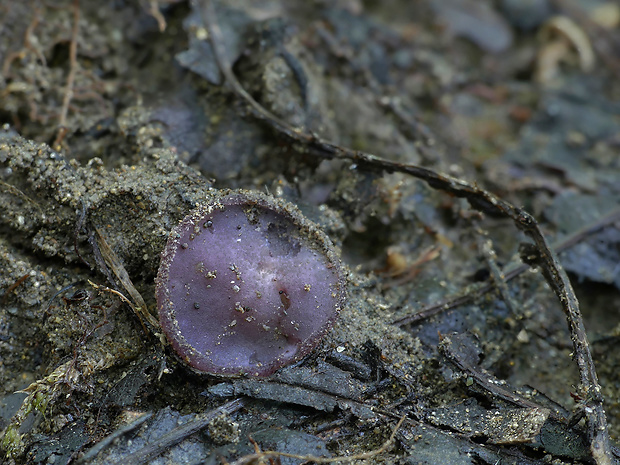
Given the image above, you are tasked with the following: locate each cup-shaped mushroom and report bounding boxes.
[156,191,345,377]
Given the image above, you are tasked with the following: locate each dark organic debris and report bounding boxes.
[425,400,549,445]
[208,361,375,418]
[200,0,616,461]
[1,1,620,464]
[430,0,514,53]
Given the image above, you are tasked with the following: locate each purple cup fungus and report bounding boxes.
[155,190,346,377]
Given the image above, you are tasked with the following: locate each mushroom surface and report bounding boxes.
[156,191,345,377]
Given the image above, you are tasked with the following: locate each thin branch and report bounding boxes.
[93,228,158,331]
[108,398,246,465]
[53,0,80,150]
[475,231,520,316]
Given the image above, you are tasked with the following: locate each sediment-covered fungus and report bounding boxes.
[156,191,345,377]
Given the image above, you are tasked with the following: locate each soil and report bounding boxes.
[1,1,620,464]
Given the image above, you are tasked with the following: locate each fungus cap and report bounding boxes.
[156,191,345,377]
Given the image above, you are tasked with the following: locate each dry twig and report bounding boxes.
[93,228,158,331]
